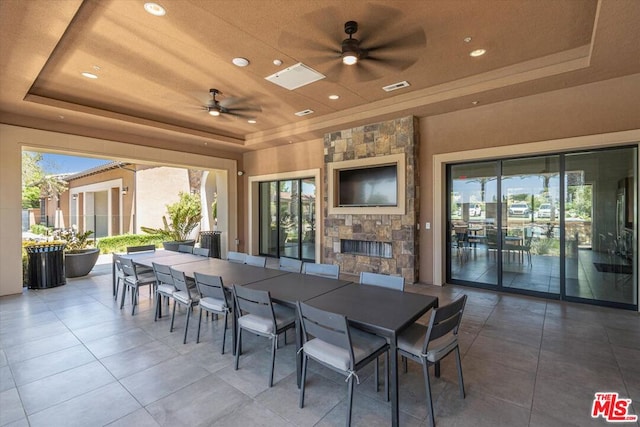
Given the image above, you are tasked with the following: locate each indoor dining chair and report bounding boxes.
[169,267,200,344]
[193,272,231,353]
[398,294,467,427]
[178,244,194,253]
[297,301,389,427]
[302,262,340,279]
[232,285,296,387]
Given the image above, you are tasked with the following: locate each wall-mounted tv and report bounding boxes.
[338,164,398,207]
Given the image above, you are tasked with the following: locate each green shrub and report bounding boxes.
[141,192,202,241]
[96,234,164,254]
[30,224,52,236]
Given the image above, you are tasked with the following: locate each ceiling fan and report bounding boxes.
[203,89,261,118]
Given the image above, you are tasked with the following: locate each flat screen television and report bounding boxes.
[338,164,398,207]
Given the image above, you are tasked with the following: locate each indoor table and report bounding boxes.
[306,284,439,427]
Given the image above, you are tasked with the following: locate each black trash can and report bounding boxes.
[25,244,66,289]
[200,231,222,258]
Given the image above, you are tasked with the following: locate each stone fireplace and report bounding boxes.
[323,116,419,283]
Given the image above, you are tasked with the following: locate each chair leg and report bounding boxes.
[346,375,355,427]
[374,356,379,392]
[234,328,242,370]
[221,312,228,355]
[423,361,435,427]
[196,308,203,343]
[402,355,408,373]
[455,347,466,399]
[269,335,277,387]
[183,306,191,344]
[119,283,126,309]
[299,354,308,408]
[131,286,138,315]
[384,351,389,402]
[170,300,177,332]
[153,292,160,321]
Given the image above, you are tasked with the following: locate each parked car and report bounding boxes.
[536,203,557,218]
[469,203,482,217]
[508,202,530,216]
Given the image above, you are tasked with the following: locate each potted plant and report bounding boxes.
[55,228,101,278]
[141,191,202,251]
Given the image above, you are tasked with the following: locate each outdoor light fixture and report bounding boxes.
[72,194,78,201]
[122,186,128,195]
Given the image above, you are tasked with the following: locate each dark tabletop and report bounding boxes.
[170,257,290,286]
[305,284,438,338]
[243,272,352,307]
[124,252,205,268]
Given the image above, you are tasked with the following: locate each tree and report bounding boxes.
[21,151,68,208]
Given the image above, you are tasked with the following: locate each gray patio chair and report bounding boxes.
[227,251,247,264]
[297,301,389,427]
[126,245,155,274]
[113,254,125,301]
[178,244,194,253]
[359,271,405,399]
[302,262,340,279]
[245,254,267,267]
[279,257,303,273]
[193,272,231,353]
[169,267,200,344]
[232,285,296,387]
[193,247,210,257]
[119,257,156,315]
[398,294,467,427]
[152,262,175,321]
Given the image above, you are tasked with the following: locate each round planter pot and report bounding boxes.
[65,248,100,278]
[162,240,195,252]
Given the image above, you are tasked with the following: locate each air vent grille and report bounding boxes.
[382,80,410,92]
[294,109,314,117]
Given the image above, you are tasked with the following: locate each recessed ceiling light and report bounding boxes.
[328,94,340,100]
[232,57,249,67]
[92,65,101,71]
[58,115,65,119]
[144,3,166,16]
[471,100,479,105]
[81,72,98,79]
[247,119,257,124]
[273,59,283,66]
[470,49,486,57]
[463,37,472,43]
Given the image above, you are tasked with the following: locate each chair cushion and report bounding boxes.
[156,283,175,296]
[397,323,458,363]
[200,297,227,313]
[303,328,386,372]
[173,289,200,305]
[238,314,273,334]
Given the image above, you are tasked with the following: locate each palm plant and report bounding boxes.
[141,192,202,241]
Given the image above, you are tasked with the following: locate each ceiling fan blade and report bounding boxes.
[364,54,419,73]
[353,60,383,82]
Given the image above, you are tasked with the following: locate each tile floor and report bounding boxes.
[1,259,639,427]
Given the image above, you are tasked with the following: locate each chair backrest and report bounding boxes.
[359,271,405,291]
[297,301,353,367]
[232,285,275,323]
[152,262,173,286]
[193,272,227,304]
[178,245,194,254]
[302,262,340,279]
[245,254,267,267]
[279,257,303,273]
[423,294,467,354]
[193,247,210,257]
[114,254,125,277]
[169,267,191,294]
[126,245,156,254]
[120,257,140,279]
[227,251,247,264]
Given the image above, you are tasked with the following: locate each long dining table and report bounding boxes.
[112,252,438,426]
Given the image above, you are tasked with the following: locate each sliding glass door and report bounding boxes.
[447,146,637,309]
[259,178,316,261]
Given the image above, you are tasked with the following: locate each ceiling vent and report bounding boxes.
[294,109,314,117]
[265,63,326,90]
[382,80,410,92]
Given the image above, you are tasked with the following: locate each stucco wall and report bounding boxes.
[136,167,191,232]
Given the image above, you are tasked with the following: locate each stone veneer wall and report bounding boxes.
[323,116,419,283]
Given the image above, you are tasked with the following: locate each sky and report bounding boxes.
[40,153,112,174]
